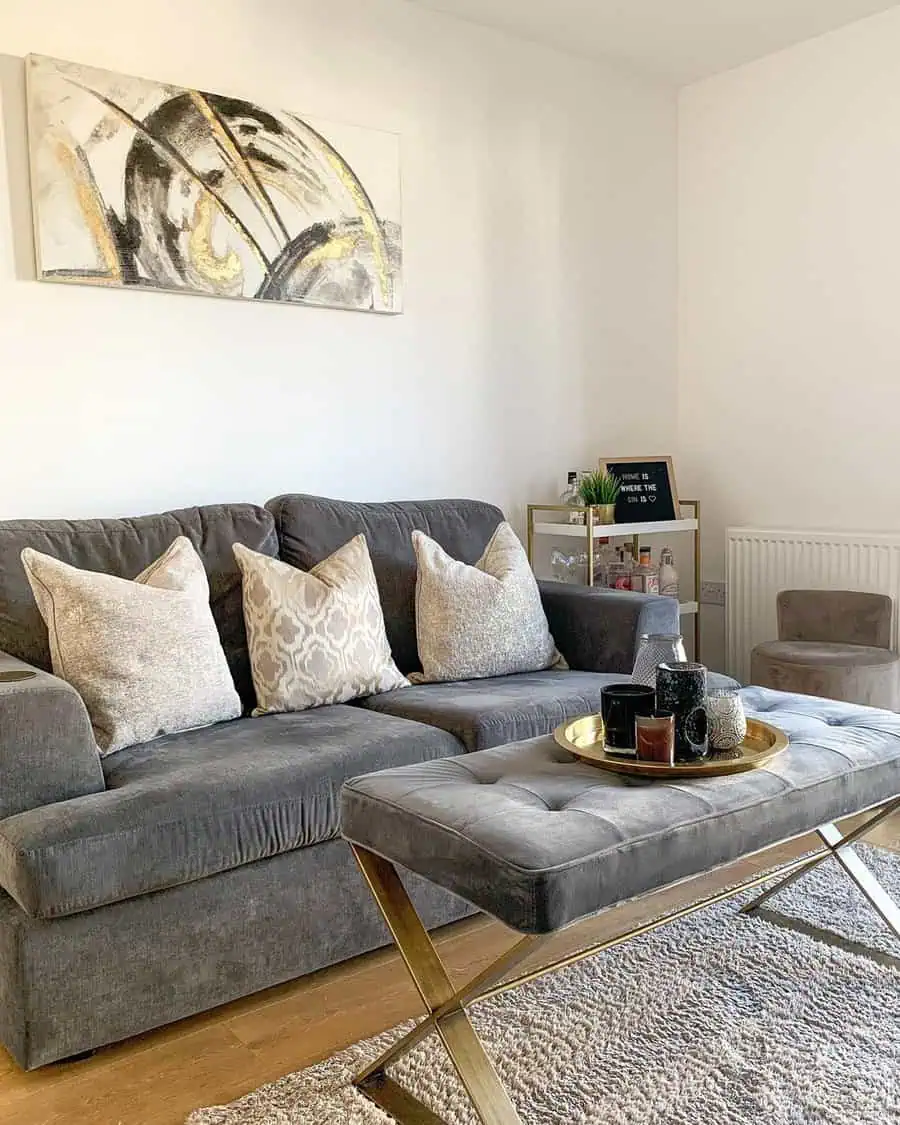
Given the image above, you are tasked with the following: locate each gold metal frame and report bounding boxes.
[351,796,900,1124]
[526,498,701,659]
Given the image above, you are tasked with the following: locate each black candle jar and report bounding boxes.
[600,683,656,751]
[655,662,709,762]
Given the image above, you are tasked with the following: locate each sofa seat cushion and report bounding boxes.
[358,671,619,752]
[0,708,462,920]
[359,670,741,752]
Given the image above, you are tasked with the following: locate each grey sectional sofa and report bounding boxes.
[0,494,678,1068]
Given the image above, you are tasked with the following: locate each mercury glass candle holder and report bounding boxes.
[632,633,688,689]
[708,687,747,751]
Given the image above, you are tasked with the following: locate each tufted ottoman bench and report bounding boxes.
[341,687,900,1125]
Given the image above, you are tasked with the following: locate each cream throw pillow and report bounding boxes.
[21,537,241,755]
[411,522,565,683]
[233,535,408,714]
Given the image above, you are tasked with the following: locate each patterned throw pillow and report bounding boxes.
[233,535,408,714]
[411,522,565,683]
[21,537,242,755]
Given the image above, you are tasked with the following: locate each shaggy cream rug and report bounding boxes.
[188,846,900,1125]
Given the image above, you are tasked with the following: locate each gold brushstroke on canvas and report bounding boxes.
[301,232,361,268]
[308,133,391,306]
[188,195,243,286]
[187,91,288,246]
[28,55,402,312]
[54,139,121,281]
[66,77,272,281]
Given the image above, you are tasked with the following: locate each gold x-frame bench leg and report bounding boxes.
[740,795,900,938]
[349,797,900,1124]
[351,845,532,1125]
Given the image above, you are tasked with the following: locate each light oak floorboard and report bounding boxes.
[1,818,897,1125]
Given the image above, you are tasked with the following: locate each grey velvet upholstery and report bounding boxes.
[0,654,103,820]
[0,504,278,711]
[268,494,504,674]
[0,706,461,920]
[751,641,900,709]
[360,670,736,752]
[777,589,893,648]
[0,490,729,1068]
[359,671,619,751]
[538,581,680,673]
[751,589,900,708]
[342,687,900,934]
[0,839,473,1070]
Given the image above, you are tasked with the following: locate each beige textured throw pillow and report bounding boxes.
[411,522,565,683]
[21,537,241,755]
[233,535,408,714]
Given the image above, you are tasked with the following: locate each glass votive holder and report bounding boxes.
[635,711,675,765]
[708,687,747,751]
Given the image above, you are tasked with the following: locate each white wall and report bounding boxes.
[679,7,900,668]
[679,6,900,574]
[0,0,677,524]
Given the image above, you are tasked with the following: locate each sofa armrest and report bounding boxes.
[0,653,104,820]
[539,581,680,674]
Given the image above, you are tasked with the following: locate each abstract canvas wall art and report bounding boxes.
[26,55,402,313]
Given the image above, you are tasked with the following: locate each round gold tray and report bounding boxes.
[554,715,789,779]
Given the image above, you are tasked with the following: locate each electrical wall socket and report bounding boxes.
[700,581,726,607]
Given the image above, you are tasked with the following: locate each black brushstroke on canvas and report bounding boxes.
[47,78,400,309]
[195,94,290,244]
[257,218,385,307]
[70,82,273,277]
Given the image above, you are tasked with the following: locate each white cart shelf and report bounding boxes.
[533,517,698,540]
[527,500,702,659]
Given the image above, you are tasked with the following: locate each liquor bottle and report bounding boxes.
[607,547,633,591]
[592,540,615,587]
[632,546,660,595]
[605,549,624,589]
[622,545,635,590]
[559,471,584,525]
[659,547,679,599]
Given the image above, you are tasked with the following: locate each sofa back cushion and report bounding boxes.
[0,505,278,712]
[267,494,504,675]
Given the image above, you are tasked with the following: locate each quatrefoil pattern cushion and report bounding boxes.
[233,536,408,714]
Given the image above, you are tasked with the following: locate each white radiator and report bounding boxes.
[726,527,900,683]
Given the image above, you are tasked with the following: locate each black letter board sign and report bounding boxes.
[600,456,679,524]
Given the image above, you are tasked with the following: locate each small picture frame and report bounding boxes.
[599,456,679,523]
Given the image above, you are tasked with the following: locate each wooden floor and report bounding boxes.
[1,816,897,1125]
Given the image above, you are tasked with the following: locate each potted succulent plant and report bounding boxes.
[578,470,621,525]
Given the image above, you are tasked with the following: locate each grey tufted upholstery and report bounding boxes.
[342,687,900,934]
